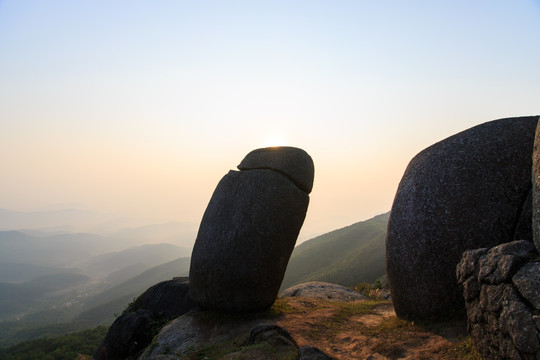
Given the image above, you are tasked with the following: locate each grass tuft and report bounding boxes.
[444,336,481,360]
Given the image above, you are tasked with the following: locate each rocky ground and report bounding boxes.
[91,281,482,360]
[273,296,480,360]
[138,295,481,359]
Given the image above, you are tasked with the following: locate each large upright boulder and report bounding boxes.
[189,146,314,312]
[386,116,538,320]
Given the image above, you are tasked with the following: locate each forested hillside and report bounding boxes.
[281,212,389,290]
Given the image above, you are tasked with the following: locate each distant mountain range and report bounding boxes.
[0,231,191,273]
[110,222,198,249]
[80,243,191,278]
[0,231,116,268]
[0,263,79,284]
[76,257,191,325]
[0,207,198,248]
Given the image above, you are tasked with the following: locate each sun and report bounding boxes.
[262,134,288,148]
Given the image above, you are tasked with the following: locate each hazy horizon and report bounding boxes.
[1,1,539,240]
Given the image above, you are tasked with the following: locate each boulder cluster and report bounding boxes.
[93,114,540,359]
[93,147,336,359]
[387,115,540,358]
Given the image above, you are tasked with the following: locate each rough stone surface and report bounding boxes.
[386,116,538,319]
[298,345,335,360]
[139,310,330,359]
[513,262,540,310]
[139,310,277,359]
[190,147,313,312]
[476,240,537,285]
[457,241,540,359]
[93,278,195,360]
[237,146,315,193]
[534,117,540,251]
[281,281,368,302]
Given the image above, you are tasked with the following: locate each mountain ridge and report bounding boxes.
[281,212,389,290]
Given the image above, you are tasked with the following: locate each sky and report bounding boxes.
[1,1,539,240]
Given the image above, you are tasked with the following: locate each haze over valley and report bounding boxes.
[0,205,389,348]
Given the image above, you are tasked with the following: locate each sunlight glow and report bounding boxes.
[262,135,288,148]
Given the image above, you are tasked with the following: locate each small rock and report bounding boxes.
[247,323,298,349]
[298,345,335,360]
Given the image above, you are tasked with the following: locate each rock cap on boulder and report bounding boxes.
[238,146,315,193]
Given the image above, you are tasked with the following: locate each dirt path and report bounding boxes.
[275,297,479,360]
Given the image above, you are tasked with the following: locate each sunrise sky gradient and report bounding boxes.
[1,1,539,239]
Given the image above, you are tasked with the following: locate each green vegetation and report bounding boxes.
[268,298,295,316]
[0,273,91,321]
[332,299,387,323]
[0,320,95,349]
[445,337,482,360]
[0,325,107,360]
[281,212,389,290]
[74,256,190,328]
[351,279,385,298]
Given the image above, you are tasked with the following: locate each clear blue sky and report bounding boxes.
[1,1,539,238]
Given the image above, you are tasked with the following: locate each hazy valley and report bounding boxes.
[0,208,388,350]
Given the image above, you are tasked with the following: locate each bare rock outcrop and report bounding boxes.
[189,146,314,312]
[457,240,540,359]
[281,281,367,302]
[386,116,538,320]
